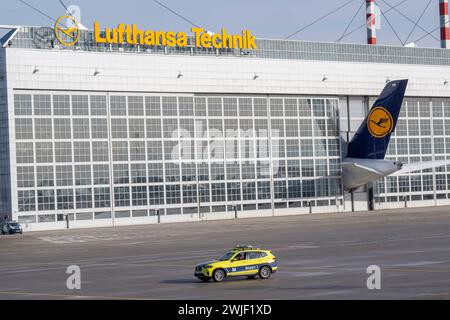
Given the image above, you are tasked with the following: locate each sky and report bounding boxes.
[0,0,444,48]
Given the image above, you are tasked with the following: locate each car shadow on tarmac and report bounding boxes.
[160,277,262,284]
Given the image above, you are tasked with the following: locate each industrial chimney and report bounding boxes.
[366,0,377,45]
[441,0,450,48]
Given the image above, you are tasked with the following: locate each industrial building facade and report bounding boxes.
[2,26,450,231]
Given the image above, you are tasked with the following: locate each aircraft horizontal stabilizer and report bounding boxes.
[341,161,386,190]
[391,160,450,175]
[341,162,382,176]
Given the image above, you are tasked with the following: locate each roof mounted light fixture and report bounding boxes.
[322,75,328,82]
[253,73,259,80]
[32,66,39,74]
[93,69,100,76]
[177,71,183,79]
[444,80,449,86]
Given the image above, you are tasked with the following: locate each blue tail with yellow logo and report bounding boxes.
[346,79,408,160]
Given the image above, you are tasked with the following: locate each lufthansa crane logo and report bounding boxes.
[54,15,80,47]
[367,106,394,138]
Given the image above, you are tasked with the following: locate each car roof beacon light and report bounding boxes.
[234,244,254,250]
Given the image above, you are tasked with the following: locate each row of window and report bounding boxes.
[386,137,450,156]
[15,138,341,163]
[392,119,450,137]
[16,157,340,188]
[14,94,338,118]
[15,94,106,116]
[376,173,450,194]
[15,117,339,140]
[398,100,450,118]
[17,197,342,224]
[17,159,340,188]
[17,178,342,212]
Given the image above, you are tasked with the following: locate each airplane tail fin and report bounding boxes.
[346,79,408,159]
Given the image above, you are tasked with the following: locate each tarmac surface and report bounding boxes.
[1,206,450,300]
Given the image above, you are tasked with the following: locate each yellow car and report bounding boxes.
[194,245,278,282]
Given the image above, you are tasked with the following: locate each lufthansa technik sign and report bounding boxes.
[94,23,257,49]
[54,16,257,50]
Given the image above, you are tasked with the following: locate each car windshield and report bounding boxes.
[217,252,235,261]
[9,223,19,227]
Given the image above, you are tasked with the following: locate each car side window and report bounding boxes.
[260,252,267,258]
[234,252,245,261]
[247,252,259,259]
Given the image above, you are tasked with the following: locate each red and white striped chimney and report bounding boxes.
[440,0,450,48]
[366,0,377,45]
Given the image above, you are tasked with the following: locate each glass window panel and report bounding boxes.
[149,185,164,205]
[227,182,241,201]
[195,97,207,116]
[128,96,144,116]
[72,95,89,116]
[162,96,178,116]
[113,163,129,184]
[93,164,109,185]
[16,142,34,164]
[37,189,55,210]
[75,188,92,209]
[147,141,163,161]
[145,96,161,116]
[112,141,128,161]
[238,98,252,117]
[54,118,71,139]
[18,190,35,211]
[284,98,298,117]
[223,98,238,117]
[270,98,283,117]
[131,163,147,183]
[34,94,51,116]
[91,118,107,139]
[132,185,148,206]
[129,118,145,139]
[208,97,223,117]
[17,166,35,188]
[146,118,162,138]
[57,189,74,210]
[130,141,146,161]
[166,185,181,204]
[74,164,91,186]
[253,98,267,117]
[35,142,53,163]
[73,118,90,139]
[15,118,33,139]
[73,141,90,162]
[14,94,32,115]
[111,96,127,116]
[179,96,194,116]
[299,99,312,117]
[53,95,70,116]
[56,165,73,186]
[90,95,107,116]
[55,142,72,162]
[36,165,54,187]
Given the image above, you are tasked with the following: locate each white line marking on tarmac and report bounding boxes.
[0,290,151,300]
[392,261,444,267]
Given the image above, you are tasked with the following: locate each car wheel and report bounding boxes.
[212,269,226,282]
[259,266,272,279]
